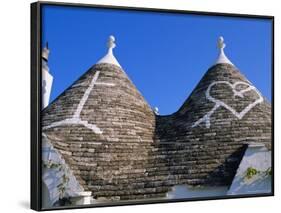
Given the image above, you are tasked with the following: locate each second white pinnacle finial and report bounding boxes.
[214,36,234,66]
[107,35,116,50]
[218,36,226,50]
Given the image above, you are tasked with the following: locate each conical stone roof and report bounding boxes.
[42,62,165,200]
[155,39,271,186]
[42,37,169,200]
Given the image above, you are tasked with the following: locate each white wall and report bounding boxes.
[228,145,271,195]
[42,135,90,208]
[42,182,52,208]
[42,67,53,109]
[167,185,228,199]
[0,1,279,213]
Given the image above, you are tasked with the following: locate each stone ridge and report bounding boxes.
[42,63,272,201]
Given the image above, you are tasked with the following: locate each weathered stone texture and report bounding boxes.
[42,63,272,201]
[155,64,271,187]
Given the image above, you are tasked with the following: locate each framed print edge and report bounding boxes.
[31,2,42,211]
[31,1,274,211]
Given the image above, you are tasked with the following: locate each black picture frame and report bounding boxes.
[31,1,274,211]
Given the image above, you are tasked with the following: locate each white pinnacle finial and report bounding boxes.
[214,36,234,66]
[107,35,116,50]
[96,35,121,67]
[218,36,225,49]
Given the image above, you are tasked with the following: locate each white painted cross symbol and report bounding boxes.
[43,71,115,134]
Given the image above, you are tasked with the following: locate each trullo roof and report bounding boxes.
[42,36,271,201]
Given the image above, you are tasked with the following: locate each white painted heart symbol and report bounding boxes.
[192,81,263,128]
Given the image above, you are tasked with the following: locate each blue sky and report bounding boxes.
[42,5,272,115]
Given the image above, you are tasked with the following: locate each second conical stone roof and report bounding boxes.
[155,39,271,186]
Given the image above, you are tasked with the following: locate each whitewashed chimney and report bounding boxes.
[42,42,53,109]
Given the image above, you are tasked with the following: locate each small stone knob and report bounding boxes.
[218,36,226,49]
[107,35,116,50]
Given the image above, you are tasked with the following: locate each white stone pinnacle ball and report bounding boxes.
[109,35,115,42]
